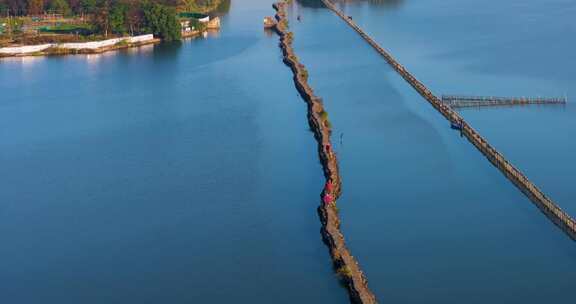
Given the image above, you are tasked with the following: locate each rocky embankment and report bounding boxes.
[272,2,378,303]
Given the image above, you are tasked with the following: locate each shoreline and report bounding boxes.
[0,29,217,59]
[0,38,161,58]
[272,2,378,303]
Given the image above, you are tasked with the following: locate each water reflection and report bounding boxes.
[181,30,221,44]
[205,29,221,38]
[84,50,122,64]
[296,0,404,9]
[151,41,182,60]
[0,55,45,66]
[124,43,155,55]
[263,28,276,38]
[0,56,45,81]
[296,0,326,8]
[346,0,404,7]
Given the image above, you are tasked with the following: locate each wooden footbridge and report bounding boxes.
[320,0,576,240]
[442,95,567,108]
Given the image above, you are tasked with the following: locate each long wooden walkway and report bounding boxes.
[320,0,576,240]
[442,95,567,108]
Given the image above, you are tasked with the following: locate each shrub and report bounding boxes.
[300,68,308,80]
[337,265,352,278]
[115,39,129,47]
[319,110,329,121]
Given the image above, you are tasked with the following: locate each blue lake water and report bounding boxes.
[0,1,348,303]
[1,0,575,303]
[334,0,576,216]
[291,0,576,302]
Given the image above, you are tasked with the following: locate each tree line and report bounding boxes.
[0,0,225,16]
[0,0,186,40]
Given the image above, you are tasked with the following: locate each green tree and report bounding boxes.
[125,0,143,35]
[141,1,180,41]
[109,1,126,34]
[213,0,230,15]
[0,2,8,16]
[5,0,28,15]
[49,0,71,15]
[67,0,82,15]
[81,0,96,15]
[6,16,23,38]
[94,0,110,36]
[180,0,221,13]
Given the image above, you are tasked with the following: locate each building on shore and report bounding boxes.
[179,13,221,37]
[206,17,221,30]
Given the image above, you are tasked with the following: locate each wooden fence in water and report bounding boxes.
[442,95,567,108]
[320,0,576,240]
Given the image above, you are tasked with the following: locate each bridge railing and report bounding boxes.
[442,95,567,103]
[441,95,567,108]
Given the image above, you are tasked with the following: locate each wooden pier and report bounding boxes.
[442,95,567,108]
[320,0,576,240]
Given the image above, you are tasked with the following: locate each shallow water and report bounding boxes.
[290,0,576,302]
[0,1,348,303]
